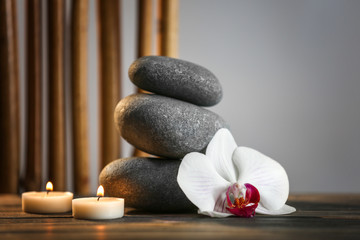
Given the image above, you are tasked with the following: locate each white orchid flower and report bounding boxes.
[177,128,296,218]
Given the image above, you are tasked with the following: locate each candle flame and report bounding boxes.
[46,181,53,191]
[97,185,104,197]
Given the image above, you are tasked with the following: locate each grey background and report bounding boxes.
[16,0,360,193]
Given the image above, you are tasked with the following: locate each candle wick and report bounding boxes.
[47,190,50,195]
[97,196,101,201]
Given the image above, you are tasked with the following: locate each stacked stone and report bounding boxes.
[99,56,227,212]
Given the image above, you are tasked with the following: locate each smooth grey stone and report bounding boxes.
[99,157,196,212]
[114,93,228,158]
[129,56,222,106]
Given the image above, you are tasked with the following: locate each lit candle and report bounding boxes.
[22,181,73,213]
[72,185,124,220]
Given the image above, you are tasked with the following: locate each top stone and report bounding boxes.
[128,56,223,106]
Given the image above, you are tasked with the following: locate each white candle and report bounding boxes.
[72,185,124,220]
[72,197,124,220]
[22,182,73,214]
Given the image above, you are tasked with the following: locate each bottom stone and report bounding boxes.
[99,157,196,212]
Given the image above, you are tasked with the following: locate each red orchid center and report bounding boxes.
[226,183,260,218]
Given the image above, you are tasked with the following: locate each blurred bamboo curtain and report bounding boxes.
[97,0,121,170]
[0,0,178,194]
[24,0,42,191]
[48,0,66,192]
[0,0,20,194]
[71,0,90,196]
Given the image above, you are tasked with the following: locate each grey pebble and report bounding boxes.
[114,93,228,159]
[129,56,223,106]
[99,157,196,212]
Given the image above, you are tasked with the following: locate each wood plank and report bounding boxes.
[47,0,66,191]
[157,0,178,57]
[288,193,360,205]
[0,0,20,194]
[0,194,21,206]
[24,0,42,191]
[71,0,90,195]
[97,0,121,169]
[0,194,360,239]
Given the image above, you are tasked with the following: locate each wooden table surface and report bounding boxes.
[1,194,359,240]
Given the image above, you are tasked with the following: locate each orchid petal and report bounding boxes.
[233,147,294,212]
[206,128,238,183]
[198,210,232,218]
[177,152,230,213]
[256,204,296,215]
[227,204,258,218]
[214,189,231,214]
[244,183,261,204]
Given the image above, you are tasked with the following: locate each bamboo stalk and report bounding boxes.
[138,0,153,58]
[0,0,20,193]
[71,0,90,195]
[97,0,121,169]
[133,0,180,157]
[48,0,66,191]
[134,0,153,157]
[24,0,42,191]
[157,0,178,57]
[136,0,152,95]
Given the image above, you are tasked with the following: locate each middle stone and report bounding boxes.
[114,93,228,159]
